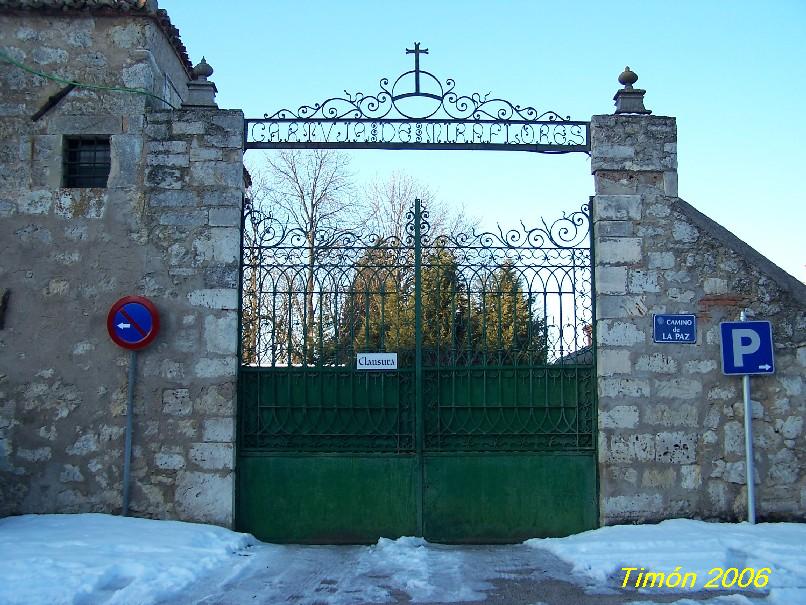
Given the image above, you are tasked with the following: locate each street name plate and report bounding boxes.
[653,314,697,344]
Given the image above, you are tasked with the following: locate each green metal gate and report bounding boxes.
[237,199,597,543]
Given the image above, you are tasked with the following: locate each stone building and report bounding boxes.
[0,0,243,525]
[590,115,805,521]
[0,1,804,536]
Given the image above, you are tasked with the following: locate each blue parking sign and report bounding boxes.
[720,321,774,375]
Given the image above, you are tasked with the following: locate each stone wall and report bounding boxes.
[0,106,244,525]
[0,8,244,526]
[2,4,804,532]
[1,11,189,116]
[592,114,806,523]
[140,108,243,524]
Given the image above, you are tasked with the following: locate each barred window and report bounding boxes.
[62,136,111,188]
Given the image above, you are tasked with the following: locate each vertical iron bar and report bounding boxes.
[573,250,580,447]
[414,198,424,537]
[497,280,503,408]
[302,278,310,367]
[379,280,386,436]
[349,278,356,360]
[513,281,520,418]
[318,287,324,413]
[543,288,549,428]
[466,288,473,365]
[528,288,534,408]
[302,281,309,417]
[334,288,342,437]
[364,286,371,349]
[271,286,277,368]
[333,289,341,364]
[450,286,457,448]
[482,281,488,408]
[317,287,324,367]
[450,284,457,365]
[286,286,292,408]
[380,281,386,350]
[286,283,293,367]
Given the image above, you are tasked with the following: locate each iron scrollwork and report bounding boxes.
[428,202,591,250]
[240,199,594,454]
[245,43,590,153]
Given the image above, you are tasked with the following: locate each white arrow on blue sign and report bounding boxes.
[720,321,775,375]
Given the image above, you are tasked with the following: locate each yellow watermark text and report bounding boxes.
[620,566,771,590]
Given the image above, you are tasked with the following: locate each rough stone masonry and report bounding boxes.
[1,1,804,530]
[0,2,243,525]
[591,113,806,523]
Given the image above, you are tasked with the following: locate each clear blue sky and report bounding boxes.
[162,0,806,281]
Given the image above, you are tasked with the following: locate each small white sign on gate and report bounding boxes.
[356,352,398,370]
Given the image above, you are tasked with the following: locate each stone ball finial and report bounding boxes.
[618,66,638,89]
[613,65,650,114]
[193,57,214,80]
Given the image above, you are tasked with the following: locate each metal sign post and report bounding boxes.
[720,311,775,524]
[741,356,756,524]
[124,349,136,516]
[107,296,160,516]
[740,311,756,525]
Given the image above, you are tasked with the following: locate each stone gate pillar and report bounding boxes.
[590,70,681,523]
[141,105,244,526]
[590,69,805,525]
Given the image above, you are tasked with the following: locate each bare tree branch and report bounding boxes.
[364,171,476,241]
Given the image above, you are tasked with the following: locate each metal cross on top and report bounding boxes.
[406,42,429,93]
[245,41,590,153]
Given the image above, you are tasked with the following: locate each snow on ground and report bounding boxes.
[2,514,806,605]
[0,513,256,605]
[173,537,512,605]
[356,537,497,602]
[526,519,806,605]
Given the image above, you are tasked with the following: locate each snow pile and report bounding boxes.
[0,513,257,605]
[364,536,492,602]
[175,537,506,605]
[526,519,806,604]
[3,514,805,604]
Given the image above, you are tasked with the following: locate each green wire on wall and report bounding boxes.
[0,50,177,109]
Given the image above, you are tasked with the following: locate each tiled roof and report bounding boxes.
[0,1,193,75]
[0,1,152,12]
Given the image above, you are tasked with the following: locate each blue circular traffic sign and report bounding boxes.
[107,296,160,350]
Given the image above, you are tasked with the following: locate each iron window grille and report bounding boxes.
[62,136,111,188]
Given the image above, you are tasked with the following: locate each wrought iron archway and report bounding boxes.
[245,43,589,153]
[237,44,597,543]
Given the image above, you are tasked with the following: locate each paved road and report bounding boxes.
[169,542,767,605]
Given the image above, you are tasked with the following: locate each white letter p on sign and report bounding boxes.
[732,329,760,367]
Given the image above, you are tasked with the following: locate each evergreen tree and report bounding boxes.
[340,245,466,360]
[340,245,414,355]
[480,262,547,364]
[420,247,462,355]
